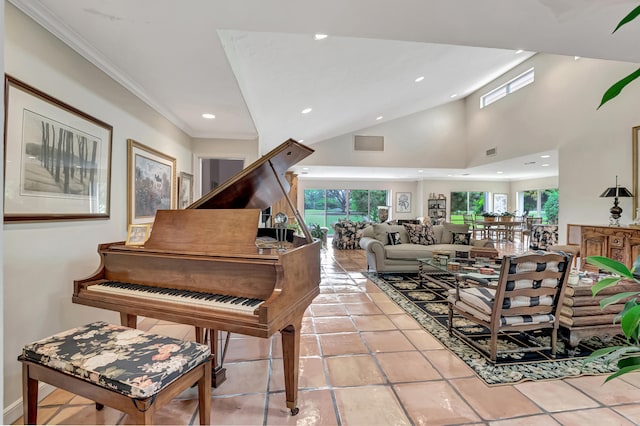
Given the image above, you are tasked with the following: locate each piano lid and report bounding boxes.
[188,139,313,210]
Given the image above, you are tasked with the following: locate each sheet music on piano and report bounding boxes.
[73,139,321,415]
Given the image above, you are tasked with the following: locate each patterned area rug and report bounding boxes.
[366,271,621,385]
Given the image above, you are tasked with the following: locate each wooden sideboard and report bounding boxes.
[580,225,640,271]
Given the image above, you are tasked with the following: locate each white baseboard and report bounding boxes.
[3,383,56,425]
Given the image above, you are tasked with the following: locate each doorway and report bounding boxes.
[200,158,244,194]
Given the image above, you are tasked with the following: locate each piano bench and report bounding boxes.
[18,321,212,425]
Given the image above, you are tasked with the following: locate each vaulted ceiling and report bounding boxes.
[10,0,640,180]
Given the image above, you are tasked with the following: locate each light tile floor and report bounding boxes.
[15,240,640,425]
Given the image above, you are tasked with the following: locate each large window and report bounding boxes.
[303,189,389,233]
[517,188,559,223]
[450,191,488,222]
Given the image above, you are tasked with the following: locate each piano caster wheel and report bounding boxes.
[290,407,299,416]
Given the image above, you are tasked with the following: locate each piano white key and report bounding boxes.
[87,283,262,314]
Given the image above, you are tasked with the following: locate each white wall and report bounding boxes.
[0,0,5,413]
[302,101,467,169]
[3,4,193,417]
[465,54,640,242]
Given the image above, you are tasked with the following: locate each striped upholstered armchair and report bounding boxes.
[447,251,572,362]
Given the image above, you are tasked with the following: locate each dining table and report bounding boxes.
[474,219,524,242]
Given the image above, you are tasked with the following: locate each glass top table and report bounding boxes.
[417,256,503,290]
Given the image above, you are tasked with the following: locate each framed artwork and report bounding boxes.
[127,139,176,226]
[178,171,194,209]
[396,192,411,213]
[493,193,508,214]
[3,75,113,221]
[125,223,151,246]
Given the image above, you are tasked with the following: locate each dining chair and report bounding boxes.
[522,217,542,248]
[447,251,572,362]
[462,214,481,239]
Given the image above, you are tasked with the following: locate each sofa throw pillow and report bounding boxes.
[388,232,402,245]
[403,223,437,245]
[442,223,470,244]
[452,232,471,245]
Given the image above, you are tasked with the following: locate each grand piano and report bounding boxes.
[73,139,321,415]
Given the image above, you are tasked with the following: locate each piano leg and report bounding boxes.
[195,327,227,388]
[281,316,302,416]
[120,313,137,328]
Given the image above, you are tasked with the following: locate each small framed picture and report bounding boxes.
[126,223,151,246]
[396,192,411,213]
[178,171,194,209]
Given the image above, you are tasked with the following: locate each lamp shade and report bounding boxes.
[600,186,633,198]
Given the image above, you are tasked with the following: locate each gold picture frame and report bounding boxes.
[127,139,176,226]
[125,223,151,246]
[3,75,113,221]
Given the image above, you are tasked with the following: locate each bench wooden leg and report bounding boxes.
[198,360,212,424]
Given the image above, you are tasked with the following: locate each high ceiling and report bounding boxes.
[10,0,640,180]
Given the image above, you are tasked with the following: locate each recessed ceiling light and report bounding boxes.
[541,163,550,167]
[418,170,424,173]
[415,76,424,83]
[314,34,328,40]
[450,94,458,98]
[574,56,581,60]
[301,108,312,114]
[515,49,524,54]
[299,139,304,142]
[303,167,309,170]
[540,154,551,158]
[497,171,503,174]
[447,174,453,177]
[376,116,383,120]
[202,113,215,119]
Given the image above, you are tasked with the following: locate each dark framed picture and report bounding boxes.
[396,192,411,213]
[3,75,113,221]
[127,139,176,226]
[178,171,194,209]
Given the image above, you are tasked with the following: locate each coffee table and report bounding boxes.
[418,257,502,290]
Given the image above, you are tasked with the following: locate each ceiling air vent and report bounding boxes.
[486,147,497,157]
[354,135,384,152]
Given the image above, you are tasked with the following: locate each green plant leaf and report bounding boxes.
[613,5,640,33]
[605,363,640,382]
[592,276,623,296]
[582,346,622,365]
[621,305,640,339]
[586,256,634,277]
[598,68,640,109]
[600,293,640,309]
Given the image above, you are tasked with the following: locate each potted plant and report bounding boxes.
[309,223,328,248]
[583,255,640,381]
[500,211,515,221]
[481,212,498,222]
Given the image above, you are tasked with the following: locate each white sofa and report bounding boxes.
[359,222,497,273]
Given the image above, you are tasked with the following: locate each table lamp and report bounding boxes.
[600,176,633,226]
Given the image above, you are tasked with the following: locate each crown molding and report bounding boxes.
[8,0,194,136]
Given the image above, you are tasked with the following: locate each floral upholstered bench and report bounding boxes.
[19,321,212,425]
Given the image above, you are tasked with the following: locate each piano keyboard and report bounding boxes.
[87,281,264,314]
